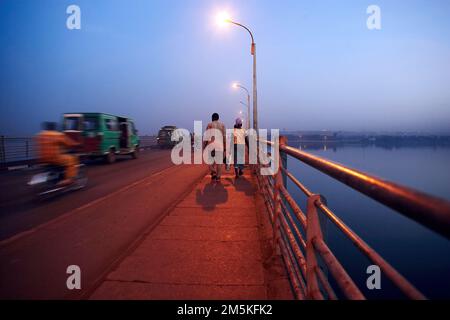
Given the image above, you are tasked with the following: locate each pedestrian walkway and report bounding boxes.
[90,168,292,299]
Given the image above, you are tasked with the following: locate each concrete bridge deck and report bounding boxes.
[91,169,292,299]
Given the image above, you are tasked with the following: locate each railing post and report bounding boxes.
[272,136,287,255]
[281,137,287,189]
[306,194,324,299]
[0,135,5,163]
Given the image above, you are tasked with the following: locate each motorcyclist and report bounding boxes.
[35,122,80,186]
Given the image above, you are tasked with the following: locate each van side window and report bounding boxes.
[105,119,118,131]
[84,117,98,131]
[64,117,81,131]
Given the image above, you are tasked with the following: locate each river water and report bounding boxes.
[285,143,450,299]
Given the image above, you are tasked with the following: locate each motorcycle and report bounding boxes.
[28,163,88,199]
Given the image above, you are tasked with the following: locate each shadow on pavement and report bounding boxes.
[195,179,228,212]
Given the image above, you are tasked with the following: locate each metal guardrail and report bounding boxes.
[256,136,450,300]
[0,135,157,168]
[138,136,158,149]
[0,136,36,166]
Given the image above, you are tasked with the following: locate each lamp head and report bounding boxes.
[216,11,231,27]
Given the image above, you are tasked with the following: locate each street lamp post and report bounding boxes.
[221,16,258,130]
[233,83,251,129]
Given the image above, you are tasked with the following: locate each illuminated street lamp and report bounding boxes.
[232,82,250,129]
[218,12,258,130]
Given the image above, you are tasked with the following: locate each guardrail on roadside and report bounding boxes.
[0,135,157,168]
[256,136,450,300]
[0,136,36,168]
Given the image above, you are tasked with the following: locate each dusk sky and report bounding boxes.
[1,0,450,135]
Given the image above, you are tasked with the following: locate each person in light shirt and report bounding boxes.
[204,113,226,181]
[232,118,248,179]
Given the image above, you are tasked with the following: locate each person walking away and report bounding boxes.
[204,113,226,181]
[36,122,80,186]
[232,118,247,179]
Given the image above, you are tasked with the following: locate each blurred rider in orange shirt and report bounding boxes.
[36,122,80,186]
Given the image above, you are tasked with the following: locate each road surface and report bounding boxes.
[0,149,208,299]
[0,149,171,241]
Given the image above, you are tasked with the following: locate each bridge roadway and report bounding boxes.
[0,149,291,299]
[0,148,175,241]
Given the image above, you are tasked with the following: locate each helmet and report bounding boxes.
[42,121,58,131]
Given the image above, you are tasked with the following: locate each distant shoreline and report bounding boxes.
[277,132,450,149]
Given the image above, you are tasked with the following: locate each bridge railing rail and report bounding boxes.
[256,136,450,300]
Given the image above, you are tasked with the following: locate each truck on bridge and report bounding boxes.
[157,125,179,149]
